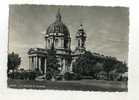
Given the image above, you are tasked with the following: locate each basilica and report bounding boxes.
[28,9,87,75]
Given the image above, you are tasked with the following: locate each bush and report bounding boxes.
[8,72,21,79]
[8,71,43,80]
[28,72,36,80]
[63,72,82,80]
[64,72,82,80]
[8,73,14,79]
[45,72,52,80]
[55,75,63,80]
[73,73,82,80]
[123,77,128,81]
[81,76,93,79]
[64,72,74,80]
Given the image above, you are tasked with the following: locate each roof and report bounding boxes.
[28,48,47,55]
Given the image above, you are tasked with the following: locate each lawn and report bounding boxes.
[7,79,127,92]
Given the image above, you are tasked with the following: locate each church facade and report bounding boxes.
[28,9,87,75]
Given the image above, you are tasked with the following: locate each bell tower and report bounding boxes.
[75,24,87,54]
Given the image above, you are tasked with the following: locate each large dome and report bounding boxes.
[46,9,70,37]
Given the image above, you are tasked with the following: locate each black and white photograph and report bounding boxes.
[7,5,129,92]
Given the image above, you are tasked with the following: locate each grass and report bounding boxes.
[7,79,127,92]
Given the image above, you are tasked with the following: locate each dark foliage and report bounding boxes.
[8,52,21,72]
[8,70,42,80]
[45,72,52,80]
[73,51,128,80]
[63,72,82,80]
[46,49,60,80]
[64,72,74,80]
[73,51,96,76]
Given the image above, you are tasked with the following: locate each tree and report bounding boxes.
[73,51,96,76]
[92,62,103,74]
[103,56,117,74]
[8,52,21,72]
[73,50,128,80]
[46,49,60,80]
[115,62,128,73]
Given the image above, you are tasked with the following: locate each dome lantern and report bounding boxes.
[56,8,62,22]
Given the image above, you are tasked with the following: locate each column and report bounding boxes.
[68,38,71,49]
[32,56,34,71]
[33,56,35,70]
[45,38,47,49]
[34,56,36,70]
[50,38,52,48]
[70,60,73,72]
[78,39,80,47]
[36,56,38,69]
[29,56,32,70]
[61,38,64,48]
[47,39,49,48]
[38,57,42,73]
[62,59,66,74]
[37,56,39,69]
[44,58,47,74]
[80,39,82,47]
[29,56,31,70]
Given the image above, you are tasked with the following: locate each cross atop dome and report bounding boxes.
[56,8,62,22]
[79,24,83,30]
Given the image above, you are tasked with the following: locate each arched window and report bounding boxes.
[55,39,59,46]
[64,39,68,48]
[47,39,50,48]
[78,39,80,47]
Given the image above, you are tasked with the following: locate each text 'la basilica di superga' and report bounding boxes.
[28,9,87,75]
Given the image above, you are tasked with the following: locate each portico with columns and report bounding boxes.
[28,48,47,74]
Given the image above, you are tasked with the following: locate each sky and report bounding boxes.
[8,5,129,69]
